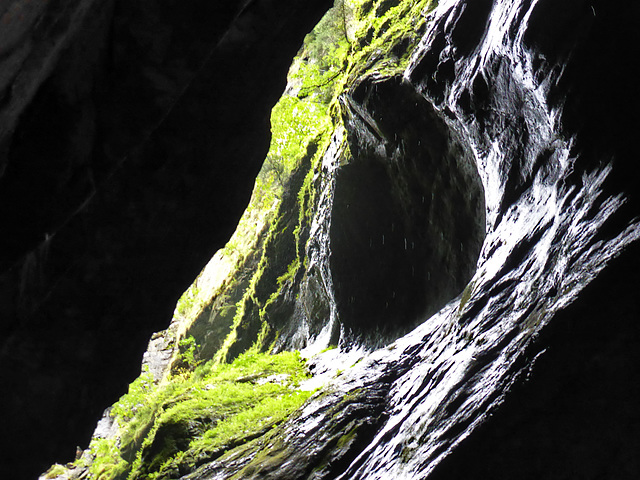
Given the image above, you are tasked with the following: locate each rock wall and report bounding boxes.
[4,0,640,478]
[149,0,640,478]
[200,0,483,359]
[0,0,331,478]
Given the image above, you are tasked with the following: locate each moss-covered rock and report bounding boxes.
[48,1,454,477]
[212,0,454,354]
[69,351,311,480]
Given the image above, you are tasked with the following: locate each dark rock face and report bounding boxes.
[0,0,331,478]
[331,76,485,343]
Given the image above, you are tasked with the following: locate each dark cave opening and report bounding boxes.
[330,76,486,344]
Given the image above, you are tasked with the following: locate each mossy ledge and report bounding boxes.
[66,351,311,480]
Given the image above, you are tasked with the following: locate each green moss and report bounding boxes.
[185,390,311,459]
[336,426,358,449]
[175,285,201,319]
[344,0,437,82]
[131,351,310,478]
[87,351,311,480]
[110,369,156,422]
[458,278,477,313]
[319,345,338,353]
[215,135,334,360]
[261,257,301,315]
[84,437,128,480]
[43,464,68,479]
[231,432,291,479]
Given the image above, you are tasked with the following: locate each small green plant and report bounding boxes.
[110,367,156,422]
[178,335,200,369]
[175,285,202,318]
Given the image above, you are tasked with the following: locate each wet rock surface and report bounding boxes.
[428,242,640,480]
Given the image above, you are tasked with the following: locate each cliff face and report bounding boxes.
[204,1,640,477]
[0,0,331,478]
[4,0,640,479]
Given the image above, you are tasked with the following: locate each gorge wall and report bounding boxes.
[0,0,332,478]
[2,0,640,479]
